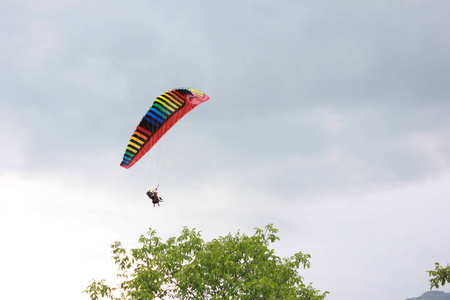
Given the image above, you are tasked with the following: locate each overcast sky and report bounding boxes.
[1,1,450,299]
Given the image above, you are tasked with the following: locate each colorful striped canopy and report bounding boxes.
[120,87,210,169]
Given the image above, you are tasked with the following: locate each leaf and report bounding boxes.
[86,224,328,300]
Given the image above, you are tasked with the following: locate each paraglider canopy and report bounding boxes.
[120,87,210,169]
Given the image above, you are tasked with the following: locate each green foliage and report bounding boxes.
[428,262,450,290]
[84,224,328,300]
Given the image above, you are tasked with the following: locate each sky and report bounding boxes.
[1,0,449,299]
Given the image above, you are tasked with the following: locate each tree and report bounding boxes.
[428,262,450,290]
[84,224,328,300]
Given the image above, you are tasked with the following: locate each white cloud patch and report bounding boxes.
[397,129,450,170]
[22,20,60,69]
[280,172,450,299]
[322,110,345,133]
[0,110,31,169]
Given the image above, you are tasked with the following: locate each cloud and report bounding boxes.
[0,109,32,170]
[1,1,450,300]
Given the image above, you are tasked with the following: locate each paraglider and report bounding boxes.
[120,87,210,169]
[120,87,210,207]
[146,188,163,207]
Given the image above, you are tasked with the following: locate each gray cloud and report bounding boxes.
[1,1,450,299]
